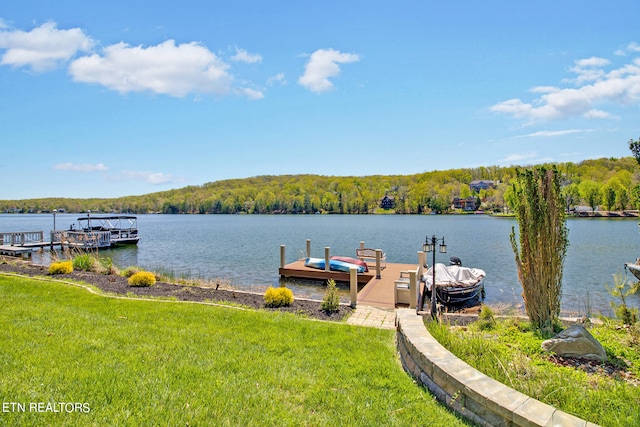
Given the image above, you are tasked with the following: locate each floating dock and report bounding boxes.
[0,217,140,257]
[0,245,34,257]
[279,260,374,285]
[278,241,423,310]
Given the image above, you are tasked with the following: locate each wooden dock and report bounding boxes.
[0,227,134,256]
[357,262,417,309]
[279,260,374,284]
[279,260,419,309]
[0,245,34,257]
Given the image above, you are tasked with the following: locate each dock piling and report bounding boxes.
[324,247,330,272]
[409,269,417,309]
[280,245,286,269]
[306,239,311,258]
[375,249,382,279]
[350,267,358,308]
[418,251,426,277]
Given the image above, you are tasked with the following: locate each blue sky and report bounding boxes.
[1,1,640,199]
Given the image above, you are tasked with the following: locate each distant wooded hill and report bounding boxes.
[3,157,639,215]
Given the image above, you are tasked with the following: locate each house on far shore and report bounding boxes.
[469,180,495,192]
[379,195,395,210]
[452,196,478,211]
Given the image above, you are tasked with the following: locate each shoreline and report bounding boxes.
[0,258,353,322]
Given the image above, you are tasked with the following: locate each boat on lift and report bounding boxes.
[421,257,486,309]
[70,214,140,246]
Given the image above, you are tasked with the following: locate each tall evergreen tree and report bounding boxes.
[510,167,569,334]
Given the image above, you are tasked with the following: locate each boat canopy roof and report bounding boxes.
[77,215,137,220]
[77,215,137,229]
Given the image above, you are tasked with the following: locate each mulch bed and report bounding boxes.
[0,258,353,322]
[547,354,638,384]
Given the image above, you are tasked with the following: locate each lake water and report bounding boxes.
[2,213,640,315]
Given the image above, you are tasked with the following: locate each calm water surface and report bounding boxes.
[2,213,639,314]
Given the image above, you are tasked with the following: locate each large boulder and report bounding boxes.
[541,324,607,362]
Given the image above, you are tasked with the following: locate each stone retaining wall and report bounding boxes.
[395,309,599,427]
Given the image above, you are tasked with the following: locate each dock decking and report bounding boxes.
[356,262,417,309]
[0,245,34,257]
[279,260,419,309]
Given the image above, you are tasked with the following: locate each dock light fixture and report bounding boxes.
[422,235,446,319]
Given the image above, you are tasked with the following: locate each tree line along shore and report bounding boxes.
[2,157,640,216]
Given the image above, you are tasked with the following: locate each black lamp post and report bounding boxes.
[422,235,446,319]
[51,209,57,250]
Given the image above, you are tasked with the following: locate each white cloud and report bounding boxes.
[53,162,109,172]
[298,48,360,93]
[236,87,264,99]
[521,129,584,138]
[231,47,262,64]
[69,39,233,97]
[490,52,640,122]
[627,42,640,52]
[267,72,286,86]
[501,152,538,163]
[113,170,176,185]
[530,86,560,94]
[0,22,93,72]
[583,109,611,119]
[615,42,640,56]
[574,56,610,68]
[568,56,610,85]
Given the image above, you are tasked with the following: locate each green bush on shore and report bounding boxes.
[321,279,340,312]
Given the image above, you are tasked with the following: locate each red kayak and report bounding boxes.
[330,256,369,272]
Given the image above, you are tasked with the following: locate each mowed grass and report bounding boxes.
[0,275,467,426]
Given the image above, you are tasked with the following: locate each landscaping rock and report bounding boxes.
[541,324,606,362]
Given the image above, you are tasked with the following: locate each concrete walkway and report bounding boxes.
[346,305,396,329]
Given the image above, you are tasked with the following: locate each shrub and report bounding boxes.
[128,271,157,287]
[48,261,73,275]
[264,286,294,307]
[99,257,119,275]
[476,304,496,331]
[321,279,340,312]
[120,266,143,278]
[72,253,96,272]
[607,272,640,326]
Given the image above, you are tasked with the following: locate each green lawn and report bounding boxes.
[0,275,467,426]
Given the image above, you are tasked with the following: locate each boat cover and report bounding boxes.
[422,263,486,291]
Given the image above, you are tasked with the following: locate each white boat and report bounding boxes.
[422,262,486,307]
[624,259,640,281]
[70,214,140,246]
